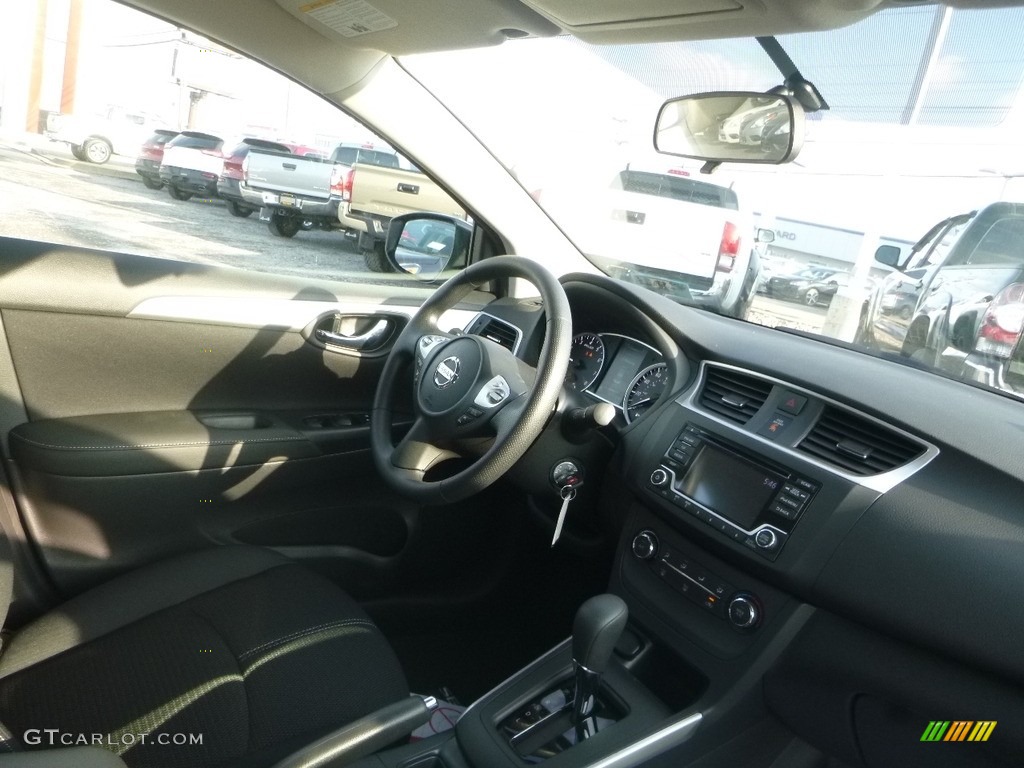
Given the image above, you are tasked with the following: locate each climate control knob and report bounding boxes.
[631,530,659,561]
[727,593,761,631]
[649,468,669,487]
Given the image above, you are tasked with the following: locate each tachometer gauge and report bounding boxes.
[566,333,605,392]
[624,363,669,423]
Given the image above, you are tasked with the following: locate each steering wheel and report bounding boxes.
[370,256,572,504]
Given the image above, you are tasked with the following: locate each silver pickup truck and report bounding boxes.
[240,142,399,238]
[342,163,466,271]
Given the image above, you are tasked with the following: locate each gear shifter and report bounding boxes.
[570,594,628,740]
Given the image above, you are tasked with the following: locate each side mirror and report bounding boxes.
[756,228,775,244]
[875,245,903,269]
[655,92,804,165]
[384,213,472,281]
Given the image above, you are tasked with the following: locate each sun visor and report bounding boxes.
[529,0,741,28]
[518,0,884,44]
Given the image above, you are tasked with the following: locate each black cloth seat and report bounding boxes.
[0,546,408,767]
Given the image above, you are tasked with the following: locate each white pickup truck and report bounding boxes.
[340,163,466,271]
[240,142,400,238]
[593,168,753,317]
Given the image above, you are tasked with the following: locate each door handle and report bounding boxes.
[316,319,391,351]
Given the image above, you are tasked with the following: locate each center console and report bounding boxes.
[348,364,932,768]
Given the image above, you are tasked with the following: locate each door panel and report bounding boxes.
[0,237,491,613]
[2,310,383,420]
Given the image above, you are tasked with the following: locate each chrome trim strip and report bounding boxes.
[586,712,703,768]
[467,311,523,355]
[129,296,476,334]
[679,361,940,494]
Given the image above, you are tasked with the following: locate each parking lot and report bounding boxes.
[0,138,394,284]
[0,138,829,334]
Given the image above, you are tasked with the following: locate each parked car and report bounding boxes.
[873,202,1024,387]
[45,105,171,164]
[862,203,1024,368]
[595,168,753,316]
[960,281,1024,396]
[878,280,918,320]
[217,138,295,217]
[242,141,400,238]
[765,268,849,306]
[133,129,178,190]
[341,161,466,271]
[158,131,225,201]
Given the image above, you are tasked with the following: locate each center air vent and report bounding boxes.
[698,367,772,424]
[799,406,925,476]
[466,314,520,353]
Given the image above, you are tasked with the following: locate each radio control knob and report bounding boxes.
[754,528,777,550]
[649,468,669,487]
[631,530,659,561]
[727,593,761,630]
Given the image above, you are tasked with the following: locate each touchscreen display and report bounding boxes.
[679,444,784,529]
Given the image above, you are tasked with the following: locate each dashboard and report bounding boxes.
[468,273,1024,765]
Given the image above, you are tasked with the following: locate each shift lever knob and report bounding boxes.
[571,594,628,742]
[572,594,629,673]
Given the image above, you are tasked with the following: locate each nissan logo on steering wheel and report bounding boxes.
[433,356,461,389]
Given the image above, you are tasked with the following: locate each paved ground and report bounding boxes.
[0,135,829,332]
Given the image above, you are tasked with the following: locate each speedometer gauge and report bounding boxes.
[624,363,669,423]
[566,333,605,392]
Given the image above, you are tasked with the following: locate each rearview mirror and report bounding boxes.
[385,213,472,281]
[756,228,775,244]
[655,92,804,165]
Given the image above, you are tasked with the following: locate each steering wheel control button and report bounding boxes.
[416,335,449,373]
[778,392,808,415]
[631,530,659,560]
[649,468,670,487]
[456,407,484,426]
[473,375,511,408]
[727,594,762,631]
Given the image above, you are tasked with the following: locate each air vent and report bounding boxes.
[799,407,925,476]
[698,367,772,424]
[466,314,520,353]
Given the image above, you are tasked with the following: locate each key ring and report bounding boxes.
[560,485,577,501]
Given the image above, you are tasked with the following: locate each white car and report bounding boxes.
[45,106,171,164]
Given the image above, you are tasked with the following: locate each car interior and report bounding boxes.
[1,0,1023,767]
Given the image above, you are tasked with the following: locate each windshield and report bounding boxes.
[402,4,1024,402]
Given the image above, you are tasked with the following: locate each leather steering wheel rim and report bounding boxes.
[370,256,572,504]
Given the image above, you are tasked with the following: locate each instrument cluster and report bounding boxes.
[565,332,667,423]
